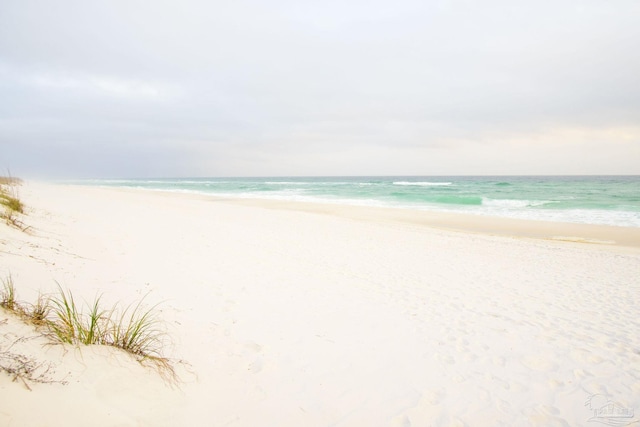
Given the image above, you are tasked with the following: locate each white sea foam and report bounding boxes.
[473,207,640,227]
[482,198,553,208]
[393,181,453,186]
[264,181,353,186]
[264,181,316,185]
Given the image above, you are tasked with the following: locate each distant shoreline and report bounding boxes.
[74,182,640,249]
[63,176,640,229]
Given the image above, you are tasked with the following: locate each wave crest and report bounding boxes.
[393,181,453,186]
[482,198,552,208]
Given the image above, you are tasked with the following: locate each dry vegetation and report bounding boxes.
[0,324,66,390]
[0,176,26,229]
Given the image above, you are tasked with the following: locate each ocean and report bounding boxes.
[83,176,640,227]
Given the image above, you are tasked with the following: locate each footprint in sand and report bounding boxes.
[573,368,593,379]
[520,355,558,371]
[524,405,568,426]
[548,379,565,389]
[433,352,455,365]
[243,342,264,374]
[485,373,511,390]
[570,349,604,365]
[243,342,263,353]
[422,389,446,405]
[248,358,263,373]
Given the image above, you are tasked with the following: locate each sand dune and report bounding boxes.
[1,182,639,426]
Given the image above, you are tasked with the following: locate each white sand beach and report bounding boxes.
[1,182,639,426]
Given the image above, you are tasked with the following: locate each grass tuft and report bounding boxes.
[49,286,112,346]
[109,298,164,358]
[26,293,51,325]
[2,278,175,379]
[47,285,168,361]
[1,276,18,312]
[48,285,82,344]
[83,295,106,345]
[0,175,26,229]
[0,194,24,214]
[0,176,22,186]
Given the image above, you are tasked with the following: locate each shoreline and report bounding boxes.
[229,197,640,249]
[68,174,640,230]
[97,184,640,250]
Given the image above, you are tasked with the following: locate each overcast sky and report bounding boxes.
[1,0,639,178]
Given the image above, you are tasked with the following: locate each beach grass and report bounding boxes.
[109,298,164,358]
[0,278,173,376]
[0,276,18,312]
[48,285,167,359]
[0,193,24,214]
[0,176,26,228]
[26,293,51,326]
[49,285,88,344]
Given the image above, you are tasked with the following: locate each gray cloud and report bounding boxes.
[1,0,639,177]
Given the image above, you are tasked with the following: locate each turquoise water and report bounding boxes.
[83,176,640,227]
